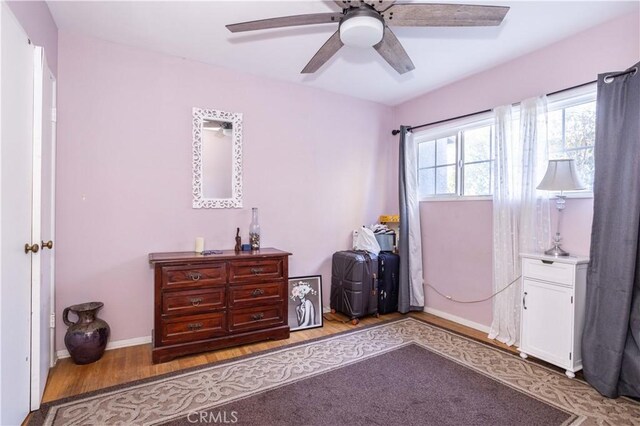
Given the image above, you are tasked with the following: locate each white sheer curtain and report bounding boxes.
[489,97,550,346]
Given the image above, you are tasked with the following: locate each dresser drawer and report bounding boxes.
[162,287,226,316]
[162,263,226,289]
[229,258,284,283]
[522,258,574,286]
[160,312,226,344]
[228,282,284,308]
[228,304,285,332]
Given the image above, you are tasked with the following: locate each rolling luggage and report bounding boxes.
[330,250,378,324]
[377,252,399,314]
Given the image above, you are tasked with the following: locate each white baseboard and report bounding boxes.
[56,335,152,360]
[423,307,491,334]
[322,306,331,314]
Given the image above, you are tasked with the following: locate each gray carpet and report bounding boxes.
[165,343,574,426]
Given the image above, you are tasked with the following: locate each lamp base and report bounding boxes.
[544,243,570,257]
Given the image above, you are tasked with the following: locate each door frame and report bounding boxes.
[29,46,56,410]
[30,45,43,410]
[48,77,56,369]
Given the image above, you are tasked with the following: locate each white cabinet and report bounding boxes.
[519,253,589,378]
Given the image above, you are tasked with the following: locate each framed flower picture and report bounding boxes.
[287,275,323,332]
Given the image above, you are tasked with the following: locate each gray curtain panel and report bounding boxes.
[398,126,411,313]
[582,62,640,398]
[398,126,424,313]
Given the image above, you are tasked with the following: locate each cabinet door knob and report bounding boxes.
[523,292,528,310]
[41,240,53,250]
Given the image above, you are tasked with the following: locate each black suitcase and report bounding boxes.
[377,252,399,314]
[330,250,378,324]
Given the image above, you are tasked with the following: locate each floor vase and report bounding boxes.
[63,302,110,364]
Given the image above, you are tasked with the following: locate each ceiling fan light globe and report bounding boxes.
[339,15,384,48]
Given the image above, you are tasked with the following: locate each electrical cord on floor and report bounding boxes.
[426,275,522,304]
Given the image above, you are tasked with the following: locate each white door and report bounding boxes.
[521,278,572,368]
[30,46,55,410]
[0,3,36,424]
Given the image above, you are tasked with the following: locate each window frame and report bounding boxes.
[546,84,596,199]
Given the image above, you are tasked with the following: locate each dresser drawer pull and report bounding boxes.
[189,297,203,306]
[541,260,554,265]
[251,288,265,297]
[251,313,264,321]
[187,322,203,331]
[250,267,264,275]
[187,272,202,281]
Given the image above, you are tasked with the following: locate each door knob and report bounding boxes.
[41,240,53,250]
[25,243,40,254]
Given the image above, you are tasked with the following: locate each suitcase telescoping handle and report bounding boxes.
[371,273,377,296]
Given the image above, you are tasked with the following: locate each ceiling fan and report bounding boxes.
[226,1,510,75]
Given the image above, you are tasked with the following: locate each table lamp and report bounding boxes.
[537,159,586,256]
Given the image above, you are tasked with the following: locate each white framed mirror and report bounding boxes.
[192,107,243,208]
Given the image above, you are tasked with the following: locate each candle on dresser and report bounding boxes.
[195,237,204,253]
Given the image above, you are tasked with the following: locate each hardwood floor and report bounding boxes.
[41,312,516,403]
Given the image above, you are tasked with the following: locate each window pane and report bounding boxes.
[565,102,596,149]
[464,162,492,196]
[548,109,564,155]
[418,168,435,198]
[565,148,595,190]
[463,126,492,162]
[436,136,456,166]
[418,140,435,168]
[436,165,456,194]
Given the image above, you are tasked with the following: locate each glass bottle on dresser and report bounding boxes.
[249,207,260,250]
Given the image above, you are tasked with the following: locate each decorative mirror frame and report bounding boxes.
[192,107,243,208]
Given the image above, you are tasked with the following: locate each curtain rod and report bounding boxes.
[391,79,600,136]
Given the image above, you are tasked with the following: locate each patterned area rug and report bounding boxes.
[33,318,640,425]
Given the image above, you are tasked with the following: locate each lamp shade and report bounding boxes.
[537,159,586,191]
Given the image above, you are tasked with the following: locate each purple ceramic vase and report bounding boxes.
[63,302,110,365]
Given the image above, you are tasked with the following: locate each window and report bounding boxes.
[547,91,596,192]
[417,117,494,199]
[416,85,596,200]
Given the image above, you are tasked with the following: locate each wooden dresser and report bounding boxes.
[149,248,291,363]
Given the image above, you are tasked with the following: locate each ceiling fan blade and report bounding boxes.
[334,1,395,12]
[381,4,509,27]
[363,1,396,12]
[373,27,415,74]
[333,1,362,9]
[301,30,344,74]
[226,13,342,33]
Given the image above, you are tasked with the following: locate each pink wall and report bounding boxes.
[55,32,395,348]
[6,1,57,76]
[393,12,639,328]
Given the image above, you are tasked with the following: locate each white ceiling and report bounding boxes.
[47,1,639,106]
